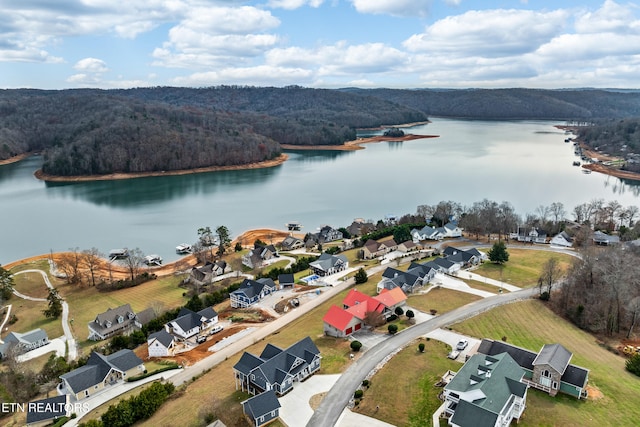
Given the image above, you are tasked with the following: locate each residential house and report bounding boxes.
[592,230,620,246]
[362,238,397,259]
[278,273,295,289]
[511,226,548,243]
[87,304,138,341]
[397,240,420,253]
[550,231,574,247]
[377,267,422,294]
[233,336,321,396]
[438,221,464,238]
[147,329,177,357]
[411,225,443,243]
[322,305,365,338]
[432,257,461,274]
[189,260,228,287]
[443,247,480,267]
[346,219,374,237]
[308,253,349,277]
[241,390,281,427]
[374,287,408,312]
[230,278,278,308]
[26,395,68,427]
[477,339,589,399]
[166,307,219,339]
[243,244,279,269]
[317,225,343,244]
[443,352,527,427]
[59,350,145,401]
[135,307,157,329]
[280,236,304,251]
[0,328,49,358]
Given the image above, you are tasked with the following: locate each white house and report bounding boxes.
[147,330,177,357]
[411,225,444,243]
[550,231,573,247]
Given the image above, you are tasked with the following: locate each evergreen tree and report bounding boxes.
[216,225,231,256]
[42,288,63,319]
[0,264,14,301]
[487,241,509,264]
[354,268,368,284]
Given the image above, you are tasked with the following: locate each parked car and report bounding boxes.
[196,335,207,344]
[447,350,460,360]
[209,325,224,335]
[456,339,469,351]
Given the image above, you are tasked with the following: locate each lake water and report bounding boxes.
[2,118,640,265]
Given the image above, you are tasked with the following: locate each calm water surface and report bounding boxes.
[2,118,639,264]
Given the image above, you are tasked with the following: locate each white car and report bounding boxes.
[447,350,460,360]
[209,325,224,335]
[456,339,469,351]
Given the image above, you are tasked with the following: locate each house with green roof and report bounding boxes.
[443,352,527,427]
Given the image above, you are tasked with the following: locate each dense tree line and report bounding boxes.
[347,88,640,120]
[556,246,640,337]
[576,117,640,173]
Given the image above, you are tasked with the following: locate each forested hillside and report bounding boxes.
[3,86,640,176]
[347,88,640,119]
[576,118,640,173]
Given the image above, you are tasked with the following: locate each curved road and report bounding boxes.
[12,269,77,360]
[307,286,539,427]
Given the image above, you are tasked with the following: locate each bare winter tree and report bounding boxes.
[540,257,562,298]
[81,247,103,287]
[549,202,566,225]
[56,247,82,284]
[122,247,145,282]
[626,297,640,339]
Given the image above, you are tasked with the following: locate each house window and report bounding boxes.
[85,390,89,397]
[542,370,551,378]
[271,410,276,417]
[552,381,558,389]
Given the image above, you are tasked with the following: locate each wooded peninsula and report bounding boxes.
[2,86,640,178]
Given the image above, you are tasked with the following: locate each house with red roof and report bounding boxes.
[322,287,408,338]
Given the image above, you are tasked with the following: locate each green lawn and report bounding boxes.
[407,287,482,315]
[58,274,188,348]
[12,271,52,299]
[452,299,640,426]
[474,249,573,287]
[353,338,459,426]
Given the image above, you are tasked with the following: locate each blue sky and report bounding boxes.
[2,0,639,89]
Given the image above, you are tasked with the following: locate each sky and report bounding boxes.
[1,0,640,90]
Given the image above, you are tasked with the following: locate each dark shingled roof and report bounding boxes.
[26,395,68,424]
[450,399,498,427]
[478,339,589,388]
[60,350,142,394]
[533,343,572,374]
[148,329,175,348]
[242,390,281,420]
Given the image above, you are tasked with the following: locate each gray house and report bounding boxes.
[308,253,348,277]
[241,390,281,427]
[477,339,589,399]
[59,350,144,401]
[233,336,321,396]
[443,352,527,427]
[87,304,138,341]
[0,328,49,358]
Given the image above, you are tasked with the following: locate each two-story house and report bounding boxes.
[230,278,278,308]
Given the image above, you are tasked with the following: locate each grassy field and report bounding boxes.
[2,298,64,340]
[12,271,51,299]
[353,338,459,426]
[57,273,189,348]
[451,299,640,426]
[459,278,501,294]
[474,248,574,287]
[407,287,482,314]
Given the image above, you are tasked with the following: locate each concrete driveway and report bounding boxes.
[432,273,495,298]
[425,328,481,361]
[279,374,395,427]
[17,337,65,362]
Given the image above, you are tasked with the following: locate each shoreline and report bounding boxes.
[33,153,290,182]
[0,153,31,165]
[282,133,438,151]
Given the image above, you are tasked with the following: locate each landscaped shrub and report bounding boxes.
[354,389,364,399]
[388,324,398,334]
[539,291,550,301]
[626,354,640,376]
[418,342,425,353]
[350,341,363,352]
[394,306,404,316]
[362,379,370,388]
[387,314,398,322]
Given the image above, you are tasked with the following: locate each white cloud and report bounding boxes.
[73,58,108,73]
[349,0,432,18]
[171,65,314,86]
[404,9,568,57]
[574,0,640,34]
[267,0,324,9]
[152,6,281,69]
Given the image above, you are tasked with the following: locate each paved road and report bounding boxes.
[13,269,78,360]
[306,286,539,427]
